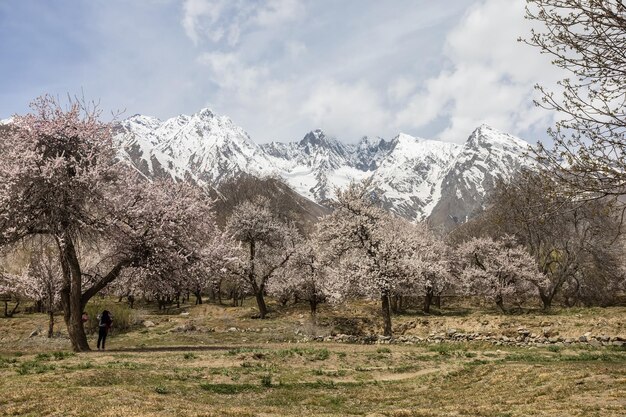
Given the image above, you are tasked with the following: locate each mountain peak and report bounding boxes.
[126,114,162,130]
[357,135,389,149]
[194,108,215,119]
[299,129,334,147]
[393,132,420,145]
[113,109,533,229]
[467,124,529,150]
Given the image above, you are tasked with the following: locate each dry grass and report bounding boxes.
[0,300,624,416]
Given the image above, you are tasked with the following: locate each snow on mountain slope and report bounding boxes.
[262,129,386,201]
[113,110,532,225]
[372,133,460,220]
[428,124,534,229]
[114,109,274,184]
[353,135,396,171]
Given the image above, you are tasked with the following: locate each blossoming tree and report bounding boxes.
[315,180,426,336]
[226,197,300,318]
[0,96,224,351]
[458,236,545,312]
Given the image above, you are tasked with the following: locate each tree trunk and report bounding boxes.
[47,311,54,338]
[57,234,129,352]
[255,290,268,319]
[540,290,552,310]
[247,239,268,318]
[495,295,506,313]
[424,289,434,314]
[4,299,20,317]
[381,294,392,336]
[309,299,317,317]
[58,235,90,352]
[390,295,398,314]
[65,308,90,351]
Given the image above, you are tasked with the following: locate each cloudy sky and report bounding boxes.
[0,0,562,144]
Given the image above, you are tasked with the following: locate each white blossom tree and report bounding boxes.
[0,240,63,335]
[316,180,424,336]
[226,197,300,318]
[458,236,545,312]
[488,169,624,308]
[267,239,329,317]
[405,224,454,313]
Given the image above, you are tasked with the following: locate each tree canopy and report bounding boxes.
[524,0,626,200]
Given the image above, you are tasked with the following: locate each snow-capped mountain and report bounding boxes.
[371,134,460,220]
[261,130,396,202]
[114,109,274,185]
[113,110,533,226]
[262,129,360,202]
[428,124,534,229]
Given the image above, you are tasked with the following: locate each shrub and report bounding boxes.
[84,302,134,334]
[154,385,168,394]
[16,360,55,375]
[52,351,75,360]
[260,374,272,387]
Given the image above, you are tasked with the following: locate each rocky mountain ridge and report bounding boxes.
[113,108,534,227]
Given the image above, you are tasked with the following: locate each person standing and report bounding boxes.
[96,310,113,350]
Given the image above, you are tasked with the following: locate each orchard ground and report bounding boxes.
[0,299,625,417]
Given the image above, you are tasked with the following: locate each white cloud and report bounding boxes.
[182,0,227,45]
[3,1,564,145]
[284,40,307,59]
[394,0,562,142]
[253,0,304,26]
[301,80,392,139]
[387,77,418,102]
[198,51,268,94]
[181,0,304,47]
[181,0,560,143]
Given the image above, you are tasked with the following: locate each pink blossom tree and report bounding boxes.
[315,180,423,336]
[226,197,300,318]
[458,236,545,312]
[0,96,224,351]
[9,247,62,336]
[107,231,236,309]
[400,223,454,314]
[267,239,328,317]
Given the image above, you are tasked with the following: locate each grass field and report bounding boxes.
[0,300,624,416]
